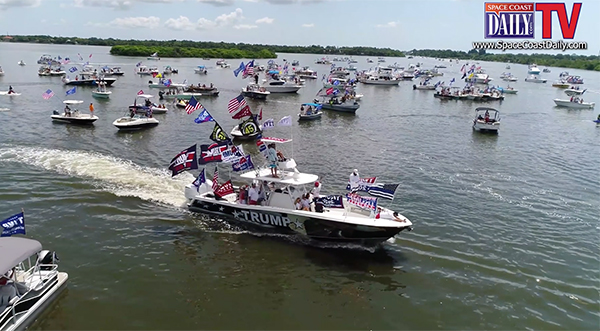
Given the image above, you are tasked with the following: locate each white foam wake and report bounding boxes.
[0,146,194,208]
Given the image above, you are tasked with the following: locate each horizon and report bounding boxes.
[0,0,598,55]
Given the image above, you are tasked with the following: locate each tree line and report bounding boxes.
[407,49,600,71]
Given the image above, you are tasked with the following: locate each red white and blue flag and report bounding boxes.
[185,96,203,114]
[212,167,219,192]
[346,193,377,211]
[42,89,54,100]
[168,144,198,177]
[231,155,254,172]
[228,94,247,113]
[214,180,234,198]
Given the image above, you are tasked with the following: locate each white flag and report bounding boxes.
[277,116,292,126]
[262,118,274,129]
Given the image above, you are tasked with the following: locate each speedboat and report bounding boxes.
[553,97,595,109]
[184,85,219,96]
[91,83,111,99]
[552,81,570,88]
[129,94,168,114]
[524,75,547,83]
[194,66,208,75]
[147,52,160,61]
[316,96,360,114]
[261,79,302,93]
[147,79,187,89]
[565,88,585,96]
[413,82,436,90]
[0,236,68,331]
[298,103,323,121]
[528,64,541,74]
[241,83,270,100]
[175,99,187,108]
[473,107,500,133]
[359,67,400,85]
[17,60,25,66]
[173,92,203,100]
[498,86,518,94]
[113,114,159,131]
[51,100,98,125]
[183,142,413,247]
[500,73,518,81]
[295,67,318,79]
[135,66,159,76]
[162,66,178,75]
[62,75,116,86]
[100,67,124,76]
[543,68,551,73]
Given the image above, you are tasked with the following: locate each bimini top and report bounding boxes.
[136,94,154,99]
[0,237,42,275]
[301,103,322,109]
[63,100,84,104]
[475,107,499,113]
[240,167,318,186]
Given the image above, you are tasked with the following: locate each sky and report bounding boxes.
[0,0,598,55]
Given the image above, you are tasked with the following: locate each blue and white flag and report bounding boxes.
[192,169,206,192]
[136,62,142,67]
[346,193,377,212]
[1,212,25,237]
[231,155,255,172]
[233,62,245,77]
[194,109,215,124]
[262,118,274,129]
[366,183,399,200]
[66,87,76,95]
[69,67,77,73]
[314,195,344,208]
[277,116,292,126]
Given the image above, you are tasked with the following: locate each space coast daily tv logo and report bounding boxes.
[484,2,582,39]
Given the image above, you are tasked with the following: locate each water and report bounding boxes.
[0,42,598,330]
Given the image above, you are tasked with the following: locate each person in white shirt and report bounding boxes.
[301,193,311,211]
[348,169,360,191]
[311,181,322,198]
[248,183,260,205]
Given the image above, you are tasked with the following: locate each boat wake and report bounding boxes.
[0,145,193,208]
[0,108,9,112]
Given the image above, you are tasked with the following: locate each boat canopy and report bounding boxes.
[136,94,154,99]
[0,237,42,275]
[240,168,318,186]
[475,107,499,114]
[197,65,206,69]
[301,103,322,109]
[260,137,292,144]
[63,100,84,104]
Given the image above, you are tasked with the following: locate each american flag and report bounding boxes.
[185,96,203,114]
[212,167,219,191]
[42,89,54,100]
[227,94,247,113]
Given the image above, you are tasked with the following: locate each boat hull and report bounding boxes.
[113,118,160,131]
[64,79,116,86]
[553,99,595,109]
[473,120,500,132]
[413,85,436,90]
[298,112,322,121]
[242,90,269,100]
[130,105,167,114]
[51,114,98,124]
[187,198,410,247]
[361,79,400,85]
[524,78,547,83]
[263,86,302,93]
[92,92,111,98]
[320,103,359,113]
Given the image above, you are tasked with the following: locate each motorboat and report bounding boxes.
[0,236,68,331]
[295,67,318,79]
[147,79,187,89]
[17,61,25,66]
[0,88,19,97]
[543,68,551,73]
[465,71,492,84]
[37,67,65,77]
[497,86,518,94]
[129,94,168,114]
[359,67,400,85]
[559,71,569,78]
[175,99,188,108]
[242,83,270,100]
[564,87,585,96]
[298,103,323,121]
[100,67,124,76]
[162,66,178,75]
[147,52,160,61]
[316,96,360,114]
[413,82,436,90]
[183,142,413,247]
[553,97,595,109]
[62,75,116,86]
[524,75,547,83]
[37,54,60,66]
[113,113,160,131]
[377,57,386,63]
[261,78,303,93]
[219,62,231,69]
[291,60,300,66]
[184,84,219,96]
[566,76,584,84]
[0,66,6,76]
[135,66,159,76]
[91,82,111,99]
[473,107,500,133]
[505,64,511,69]
[173,92,203,100]
[500,72,518,81]
[194,65,208,75]
[552,80,570,88]
[51,100,98,125]
[527,64,541,74]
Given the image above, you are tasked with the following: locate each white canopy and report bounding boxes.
[63,100,84,104]
[260,137,292,144]
[240,168,318,186]
[0,237,42,275]
[136,94,154,99]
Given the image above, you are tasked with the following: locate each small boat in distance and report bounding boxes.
[17,60,25,66]
[129,94,168,114]
[91,82,111,99]
[528,64,541,74]
[524,75,547,83]
[51,100,98,125]
[552,80,570,88]
[242,83,270,100]
[298,103,323,121]
[147,52,160,60]
[565,87,585,96]
[194,65,208,75]
[553,97,595,109]
[113,111,160,131]
[473,107,500,133]
[0,236,68,331]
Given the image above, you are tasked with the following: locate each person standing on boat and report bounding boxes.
[311,181,322,198]
[248,182,259,205]
[349,169,360,192]
[89,103,94,116]
[267,143,278,178]
[8,86,14,94]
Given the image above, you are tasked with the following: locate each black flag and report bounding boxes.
[168,144,198,177]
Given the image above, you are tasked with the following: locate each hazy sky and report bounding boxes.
[0,0,598,54]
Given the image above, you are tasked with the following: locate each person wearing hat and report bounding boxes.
[311,181,322,198]
[349,169,360,191]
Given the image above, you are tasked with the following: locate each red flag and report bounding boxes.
[212,167,219,192]
[232,105,252,120]
[326,87,334,95]
[215,180,234,198]
[137,90,144,95]
[89,54,92,58]
[258,107,262,121]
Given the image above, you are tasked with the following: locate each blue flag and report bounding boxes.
[66,87,76,95]
[192,169,206,192]
[69,67,77,73]
[233,62,245,77]
[1,212,25,237]
[194,109,215,124]
[231,155,254,172]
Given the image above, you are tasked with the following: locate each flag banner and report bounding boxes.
[231,155,255,172]
[262,118,274,129]
[194,108,214,124]
[185,96,203,114]
[314,195,344,208]
[256,139,268,159]
[326,87,334,95]
[260,137,292,143]
[364,183,399,200]
[233,62,245,77]
[69,67,77,73]
[242,60,255,78]
[277,116,292,126]
[346,177,378,191]
[89,53,93,58]
[42,89,54,100]
[192,169,206,192]
[209,123,231,143]
[232,105,253,120]
[228,94,247,113]
[168,144,198,177]
[212,167,219,192]
[346,193,377,212]
[1,212,25,237]
[65,87,76,95]
[238,116,260,136]
[199,142,244,165]
[137,90,144,95]
[215,180,234,198]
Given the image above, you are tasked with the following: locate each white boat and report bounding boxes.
[147,52,160,61]
[551,81,570,88]
[113,114,160,131]
[242,83,270,100]
[317,96,360,113]
[17,60,26,66]
[564,88,585,96]
[498,86,518,94]
[51,100,98,125]
[0,237,68,331]
[91,83,111,99]
[162,66,177,75]
[261,79,303,93]
[147,79,187,89]
[135,66,159,76]
[413,82,436,90]
[173,92,203,100]
[194,66,208,75]
[528,64,541,74]
[298,103,323,121]
[473,107,500,133]
[129,94,168,114]
[553,97,595,109]
[359,67,400,85]
[466,71,492,84]
[219,62,231,68]
[183,142,413,247]
[500,72,518,81]
[524,75,547,83]
[295,67,318,79]
[505,64,511,69]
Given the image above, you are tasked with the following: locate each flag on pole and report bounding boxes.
[212,167,219,191]
[192,169,206,192]
[258,107,262,121]
[277,116,292,126]
[1,212,26,237]
[262,118,274,129]
[137,90,144,95]
[233,62,245,77]
[42,89,54,100]
[185,96,203,114]
[89,54,93,58]
[65,87,76,95]
[228,94,247,113]
[168,144,198,177]
[194,108,215,124]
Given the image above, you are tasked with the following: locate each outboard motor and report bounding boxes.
[148,80,153,84]
[412,84,417,90]
[37,250,59,270]
[52,110,59,115]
